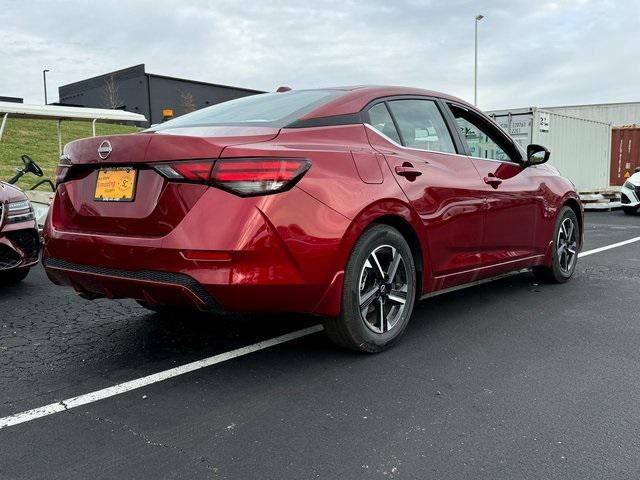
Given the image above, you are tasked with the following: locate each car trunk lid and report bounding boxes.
[53,127,279,236]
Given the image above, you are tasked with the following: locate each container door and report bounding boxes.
[611,127,640,186]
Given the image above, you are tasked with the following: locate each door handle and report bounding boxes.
[483,175,502,188]
[395,164,422,178]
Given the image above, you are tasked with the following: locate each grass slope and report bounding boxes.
[0,118,140,190]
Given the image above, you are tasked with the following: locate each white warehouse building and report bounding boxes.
[544,101,640,127]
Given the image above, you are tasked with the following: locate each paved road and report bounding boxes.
[1,211,640,479]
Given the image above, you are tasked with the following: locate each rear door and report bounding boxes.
[364,98,486,285]
[445,103,544,267]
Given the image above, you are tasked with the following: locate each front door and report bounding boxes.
[448,104,543,268]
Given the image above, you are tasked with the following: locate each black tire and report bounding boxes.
[623,207,637,215]
[0,267,30,286]
[533,206,580,284]
[324,225,417,353]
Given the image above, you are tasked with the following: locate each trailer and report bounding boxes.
[486,107,612,193]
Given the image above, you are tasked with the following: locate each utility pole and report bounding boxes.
[474,15,484,106]
[43,69,50,105]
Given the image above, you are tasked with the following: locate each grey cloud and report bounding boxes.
[1,0,638,110]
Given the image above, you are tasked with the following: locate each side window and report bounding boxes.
[366,103,401,144]
[387,100,456,154]
[451,106,518,162]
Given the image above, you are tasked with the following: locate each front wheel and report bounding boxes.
[533,206,580,283]
[623,207,638,215]
[324,225,417,353]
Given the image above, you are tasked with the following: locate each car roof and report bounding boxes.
[296,86,474,120]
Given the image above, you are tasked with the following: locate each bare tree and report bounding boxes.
[179,90,197,114]
[102,75,123,109]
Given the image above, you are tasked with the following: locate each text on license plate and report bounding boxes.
[94,168,137,202]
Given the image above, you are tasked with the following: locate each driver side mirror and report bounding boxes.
[526,144,550,166]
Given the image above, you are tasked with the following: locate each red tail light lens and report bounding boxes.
[55,154,72,187]
[154,161,215,183]
[154,158,310,197]
[211,158,310,196]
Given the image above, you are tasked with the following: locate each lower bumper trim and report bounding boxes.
[43,257,219,311]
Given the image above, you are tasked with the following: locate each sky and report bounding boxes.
[1,0,639,110]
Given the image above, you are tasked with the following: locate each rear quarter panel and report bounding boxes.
[221,125,431,304]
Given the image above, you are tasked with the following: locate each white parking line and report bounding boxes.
[578,236,640,258]
[2,235,640,431]
[0,325,324,429]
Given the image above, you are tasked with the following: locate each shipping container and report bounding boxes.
[545,102,640,127]
[486,107,612,191]
[610,126,640,186]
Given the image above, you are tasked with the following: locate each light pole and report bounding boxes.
[474,14,484,106]
[43,69,50,105]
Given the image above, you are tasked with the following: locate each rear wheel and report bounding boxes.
[324,225,417,353]
[623,206,638,215]
[0,267,30,286]
[533,206,579,283]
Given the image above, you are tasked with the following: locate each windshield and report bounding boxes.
[148,89,344,131]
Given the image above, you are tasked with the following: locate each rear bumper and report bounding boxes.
[43,186,351,315]
[44,257,219,311]
[42,245,336,314]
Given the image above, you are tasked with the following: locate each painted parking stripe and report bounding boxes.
[2,236,640,430]
[578,236,640,258]
[0,325,324,429]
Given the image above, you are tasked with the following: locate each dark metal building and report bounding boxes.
[0,96,23,103]
[58,64,263,126]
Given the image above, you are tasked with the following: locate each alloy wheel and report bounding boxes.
[557,217,578,274]
[358,245,409,334]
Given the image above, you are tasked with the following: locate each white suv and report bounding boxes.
[621,168,640,215]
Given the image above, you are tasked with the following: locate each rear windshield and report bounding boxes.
[148,89,344,130]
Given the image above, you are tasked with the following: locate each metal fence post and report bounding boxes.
[57,119,63,155]
[0,113,8,142]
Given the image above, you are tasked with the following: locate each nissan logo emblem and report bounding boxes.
[98,140,112,159]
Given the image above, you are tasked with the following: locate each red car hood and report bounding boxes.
[0,181,28,203]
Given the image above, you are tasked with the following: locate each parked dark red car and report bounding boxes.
[43,86,583,352]
[1,182,40,284]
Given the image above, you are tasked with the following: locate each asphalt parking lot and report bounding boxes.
[1,211,640,479]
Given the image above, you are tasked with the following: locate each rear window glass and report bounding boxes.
[367,103,401,144]
[148,90,344,130]
[387,100,456,154]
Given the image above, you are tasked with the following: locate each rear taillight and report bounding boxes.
[154,162,215,183]
[55,154,72,187]
[153,158,310,197]
[212,158,310,196]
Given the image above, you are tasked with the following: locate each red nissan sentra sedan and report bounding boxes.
[43,86,583,352]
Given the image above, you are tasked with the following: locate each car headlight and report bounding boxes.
[30,202,49,226]
[5,200,35,224]
[623,181,635,190]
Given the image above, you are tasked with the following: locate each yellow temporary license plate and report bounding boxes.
[94,168,138,202]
